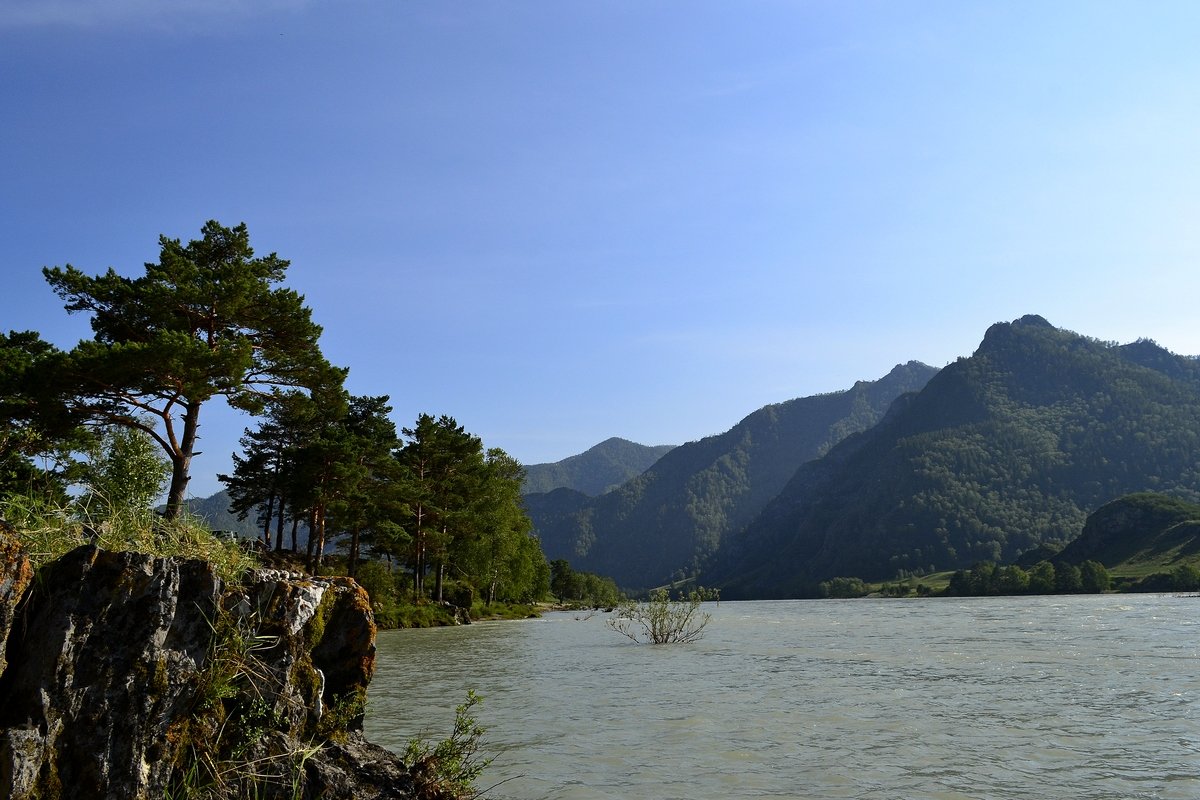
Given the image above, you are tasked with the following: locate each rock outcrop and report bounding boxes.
[0,529,426,799]
[0,525,32,679]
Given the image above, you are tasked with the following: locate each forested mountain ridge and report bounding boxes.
[521,438,676,496]
[180,436,673,542]
[527,361,939,590]
[705,315,1200,598]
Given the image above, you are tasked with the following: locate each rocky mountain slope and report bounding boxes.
[527,361,939,589]
[1053,492,1200,569]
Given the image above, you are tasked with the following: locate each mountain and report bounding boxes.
[179,490,261,538]
[522,438,676,496]
[179,489,317,549]
[706,316,1200,597]
[527,361,939,590]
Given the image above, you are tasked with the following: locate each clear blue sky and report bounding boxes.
[4,2,1199,499]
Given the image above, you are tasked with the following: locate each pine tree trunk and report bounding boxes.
[310,506,326,573]
[305,508,317,568]
[348,527,361,578]
[412,504,425,598]
[262,493,276,550]
[274,502,285,552]
[163,400,201,520]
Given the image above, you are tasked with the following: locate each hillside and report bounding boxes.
[706,316,1200,597]
[522,438,675,496]
[527,361,938,589]
[1054,492,1200,573]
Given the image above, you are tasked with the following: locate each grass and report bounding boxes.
[1,490,255,583]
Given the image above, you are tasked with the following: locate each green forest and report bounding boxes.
[521,437,676,496]
[0,221,555,625]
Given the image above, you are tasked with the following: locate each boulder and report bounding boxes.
[0,535,431,799]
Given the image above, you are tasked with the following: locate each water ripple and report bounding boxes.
[366,596,1200,799]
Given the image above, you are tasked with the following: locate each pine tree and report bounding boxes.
[325,395,404,578]
[43,221,334,518]
[0,330,89,500]
[395,415,485,600]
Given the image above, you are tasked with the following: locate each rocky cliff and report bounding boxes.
[0,528,429,799]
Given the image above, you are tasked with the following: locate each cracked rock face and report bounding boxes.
[0,531,420,800]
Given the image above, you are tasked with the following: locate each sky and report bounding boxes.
[4,1,1200,500]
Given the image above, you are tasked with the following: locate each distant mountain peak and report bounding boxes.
[522,439,675,497]
[528,362,939,589]
[1013,313,1054,328]
[982,313,1055,342]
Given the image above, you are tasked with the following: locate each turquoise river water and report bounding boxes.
[365,595,1199,800]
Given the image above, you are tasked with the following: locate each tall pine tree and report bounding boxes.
[43,221,334,518]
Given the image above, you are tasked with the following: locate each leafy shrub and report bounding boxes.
[404,690,493,799]
[353,559,401,602]
[445,581,474,611]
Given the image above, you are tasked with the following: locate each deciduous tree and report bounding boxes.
[78,425,169,521]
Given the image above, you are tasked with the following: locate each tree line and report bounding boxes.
[548,559,622,607]
[0,220,550,610]
[944,560,1111,596]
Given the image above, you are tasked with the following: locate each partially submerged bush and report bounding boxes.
[607,588,716,644]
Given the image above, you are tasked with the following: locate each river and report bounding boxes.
[364,595,1200,799]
